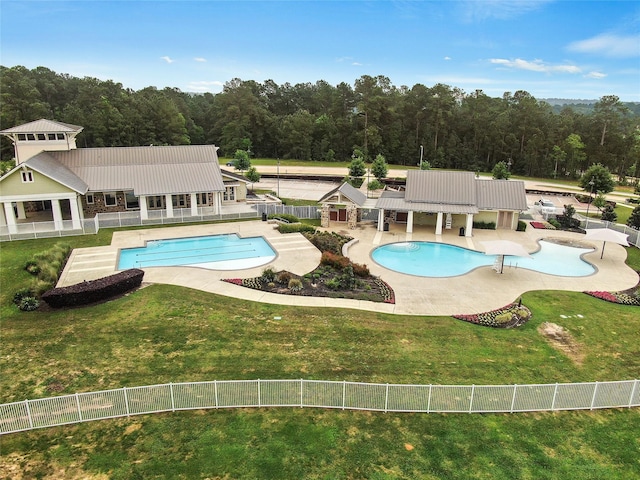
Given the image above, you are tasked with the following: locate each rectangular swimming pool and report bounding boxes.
[118,234,276,271]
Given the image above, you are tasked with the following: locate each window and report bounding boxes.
[223,187,235,201]
[21,170,34,183]
[26,134,35,141]
[125,192,139,210]
[197,192,208,205]
[86,194,94,204]
[47,133,57,140]
[172,194,187,208]
[17,134,26,141]
[147,196,164,209]
[57,133,65,140]
[104,193,117,207]
[37,134,46,140]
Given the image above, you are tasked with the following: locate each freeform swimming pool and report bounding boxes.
[118,234,276,270]
[371,240,595,277]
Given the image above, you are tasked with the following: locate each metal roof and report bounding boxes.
[49,145,224,196]
[0,119,83,134]
[319,182,367,207]
[23,153,89,194]
[405,170,476,205]
[375,191,479,214]
[476,179,528,211]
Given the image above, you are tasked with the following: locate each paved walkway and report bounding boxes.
[57,220,638,316]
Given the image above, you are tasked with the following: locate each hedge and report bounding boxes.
[41,269,144,308]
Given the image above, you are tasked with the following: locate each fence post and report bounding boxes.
[170,383,175,412]
[590,382,599,410]
[629,380,639,408]
[469,385,475,413]
[258,379,261,408]
[551,383,559,410]
[24,400,33,429]
[75,393,83,421]
[214,380,219,408]
[510,385,517,413]
[342,381,346,410]
[385,384,389,413]
[123,387,130,417]
[427,385,432,413]
[300,379,304,408]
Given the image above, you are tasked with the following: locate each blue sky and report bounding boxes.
[2,0,639,100]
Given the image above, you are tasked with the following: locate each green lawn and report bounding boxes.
[1,230,639,479]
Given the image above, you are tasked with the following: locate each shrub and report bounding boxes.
[516,220,527,232]
[276,271,292,285]
[41,269,144,308]
[368,179,384,190]
[321,251,350,270]
[472,221,496,230]
[277,223,316,234]
[13,288,34,305]
[19,296,40,312]
[24,260,40,276]
[31,279,55,296]
[548,218,561,229]
[288,278,303,292]
[261,267,277,283]
[303,231,352,255]
[268,213,299,223]
[351,262,370,277]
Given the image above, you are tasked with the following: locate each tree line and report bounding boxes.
[1,65,639,180]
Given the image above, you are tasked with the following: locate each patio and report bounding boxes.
[57,220,638,316]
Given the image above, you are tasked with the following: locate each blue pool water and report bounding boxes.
[371,240,595,277]
[118,234,276,271]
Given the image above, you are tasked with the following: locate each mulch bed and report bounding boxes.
[453,303,532,328]
[584,272,640,306]
[530,221,555,229]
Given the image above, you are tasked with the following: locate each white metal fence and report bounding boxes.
[254,204,321,219]
[1,379,638,435]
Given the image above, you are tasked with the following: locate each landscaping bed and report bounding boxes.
[584,272,640,306]
[453,302,532,328]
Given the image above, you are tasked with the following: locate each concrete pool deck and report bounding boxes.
[57,220,639,316]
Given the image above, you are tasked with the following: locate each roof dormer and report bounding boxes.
[0,119,84,164]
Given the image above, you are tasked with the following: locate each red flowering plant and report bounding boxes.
[584,290,640,306]
[453,303,531,328]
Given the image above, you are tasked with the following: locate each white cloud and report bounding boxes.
[160,56,175,64]
[186,80,224,93]
[352,62,363,66]
[490,58,581,74]
[585,71,607,79]
[567,34,640,58]
[194,57,207,63]
[444,56,452,61]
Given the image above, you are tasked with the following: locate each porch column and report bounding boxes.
[165,194,174,218]
[69,195,81,229]
[51,199,63,230]
[377,208,384,231]
[190,193,199,216]
[16,201,26,219]
[0,203,6,227]
[406,211,414,233]
[435,212,443,235]
[465,214,474,237]
[216,192,222,214]
[3,202,17,234]
[139,195,148,220]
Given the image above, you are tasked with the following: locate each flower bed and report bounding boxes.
[223,267,395,304]
[453,303,532,328]
[530,221,555,230]
[584,291,640,306]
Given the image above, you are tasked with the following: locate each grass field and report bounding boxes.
[1,229,639,479]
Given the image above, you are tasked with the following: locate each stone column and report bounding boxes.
[347,205,357,229]
[321,204,330,228]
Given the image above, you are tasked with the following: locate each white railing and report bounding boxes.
[1,379,638,435]
[254,204,321,219]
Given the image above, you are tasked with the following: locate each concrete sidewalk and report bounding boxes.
[58,220,638,316]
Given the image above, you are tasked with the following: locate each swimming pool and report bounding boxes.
[371,240,595,277]
[118,234,276,270]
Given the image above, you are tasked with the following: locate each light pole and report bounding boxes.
[585,178,595,229]
[419,145,424,169]
[277,158,280,198]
